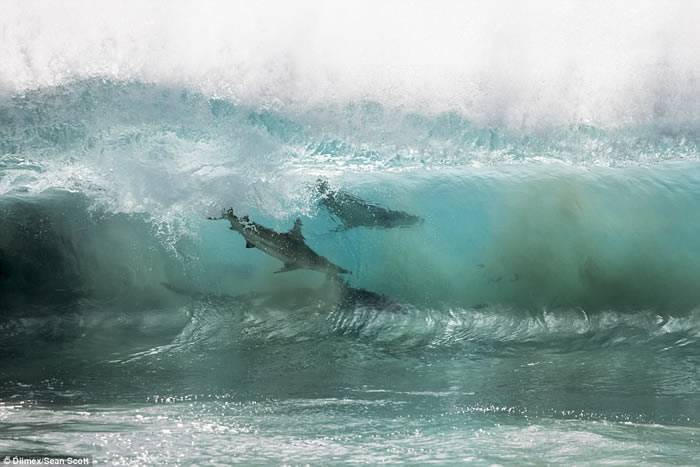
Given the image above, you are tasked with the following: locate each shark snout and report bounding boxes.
[224,208,237,220]
[207,207,238,222]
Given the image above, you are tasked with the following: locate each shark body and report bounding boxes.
[210,208,350,276]
[315,179,423,230]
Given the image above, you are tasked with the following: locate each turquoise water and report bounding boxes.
[1,80,698,464]
[2,2,700,463]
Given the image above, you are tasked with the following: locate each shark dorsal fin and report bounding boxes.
[289,218,304,240]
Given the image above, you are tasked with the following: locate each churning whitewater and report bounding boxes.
[1,1,699,464]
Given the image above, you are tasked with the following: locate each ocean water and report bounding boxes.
[1,1,699,464]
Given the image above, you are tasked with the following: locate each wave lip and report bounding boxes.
[1,1,698,128]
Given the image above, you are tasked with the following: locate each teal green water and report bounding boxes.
[1,81,699,464]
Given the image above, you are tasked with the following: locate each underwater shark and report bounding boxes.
[315,178,423,230]
[209,208,350,276]
[163,277,399,313]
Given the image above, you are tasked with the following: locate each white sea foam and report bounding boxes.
[1,0,697,127]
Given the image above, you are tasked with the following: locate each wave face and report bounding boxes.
[1,81,698,310]
[1,2,699,464]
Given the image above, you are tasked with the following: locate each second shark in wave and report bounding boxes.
[315,178,423,230]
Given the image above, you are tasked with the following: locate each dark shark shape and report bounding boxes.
[209,208,350,276]
[162,279,400,313]
[315,178,423,230]
[330,277,398,311]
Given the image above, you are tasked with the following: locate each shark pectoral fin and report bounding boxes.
[289,218,304,240]
[245,240,256,249]
[274,263,300,274]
